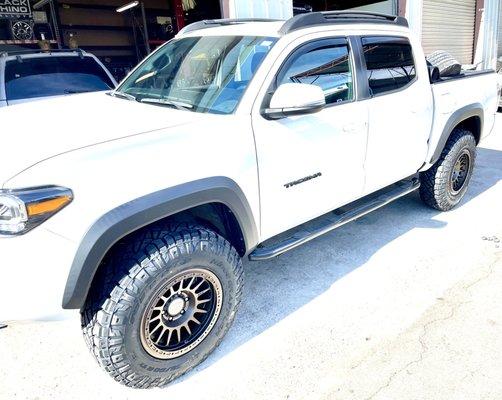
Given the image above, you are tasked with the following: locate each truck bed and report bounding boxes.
[422,69,499,170]
[433,69,495,83]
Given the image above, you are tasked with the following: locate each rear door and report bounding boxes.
[359,36,433,193]
[252,35,369,239]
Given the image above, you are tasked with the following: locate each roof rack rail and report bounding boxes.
[280,11,408,34]
[0,48,85,57]
[178,18,282,35]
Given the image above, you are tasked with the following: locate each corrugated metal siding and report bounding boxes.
[422,0,476,64]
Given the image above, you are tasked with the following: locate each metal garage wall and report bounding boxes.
[422,0,476,64]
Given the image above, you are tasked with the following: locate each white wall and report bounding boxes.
[473,0,501,69]
[350,0,396,15]
[497,0,502,58]
[227,0,293,19]
[405,0,423,39]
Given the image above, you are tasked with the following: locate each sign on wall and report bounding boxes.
[0,0,32,19]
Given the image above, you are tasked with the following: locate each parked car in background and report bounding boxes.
[0,49,117,107]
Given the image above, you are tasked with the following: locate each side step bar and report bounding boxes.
[249,178,420,261]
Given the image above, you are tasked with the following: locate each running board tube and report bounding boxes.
[249,179,420,261]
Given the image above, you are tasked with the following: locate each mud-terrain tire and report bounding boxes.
[419,129,476,211]
[81,223,243,388]
[426,50,461,77]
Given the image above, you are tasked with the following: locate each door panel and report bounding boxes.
[252,38,368,240]
[361,36,433,193]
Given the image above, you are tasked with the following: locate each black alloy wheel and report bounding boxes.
[140,268,223,359]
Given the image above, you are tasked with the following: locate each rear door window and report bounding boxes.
[361,36,416,96]
[5,56,115,101]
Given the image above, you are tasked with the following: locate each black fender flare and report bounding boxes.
[62,176,259,309]
[430,103,483,165]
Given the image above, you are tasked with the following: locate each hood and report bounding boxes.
[0,91,198,185]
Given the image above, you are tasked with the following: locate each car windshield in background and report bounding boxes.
[118,36,277,114]
[5,56,115,101]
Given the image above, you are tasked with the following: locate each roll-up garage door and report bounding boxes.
[422,0,476,64]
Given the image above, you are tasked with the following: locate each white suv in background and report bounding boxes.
[0,49,117,107]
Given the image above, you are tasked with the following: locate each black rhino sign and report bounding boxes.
[0,0,32,18]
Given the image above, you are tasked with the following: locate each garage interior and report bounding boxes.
[0,0,222,79]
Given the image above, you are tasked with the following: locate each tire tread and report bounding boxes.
[419,128,476,211]
[81,223,243,388]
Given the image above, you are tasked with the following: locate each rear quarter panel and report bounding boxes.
[424,72,499,168]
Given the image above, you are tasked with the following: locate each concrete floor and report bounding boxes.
[1,115,501,400]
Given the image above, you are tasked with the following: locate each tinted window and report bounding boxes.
[362,37,416,96]
[278,40,354,105]
[5,56,115,101]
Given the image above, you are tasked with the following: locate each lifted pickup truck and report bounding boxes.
[0,12,499,388]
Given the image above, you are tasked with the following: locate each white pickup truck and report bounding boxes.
[0,12,499,388]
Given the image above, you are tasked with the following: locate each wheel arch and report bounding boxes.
[430,103,483,165]
[62,177,259,310]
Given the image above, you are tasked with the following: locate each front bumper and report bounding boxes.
[0,228,78,322]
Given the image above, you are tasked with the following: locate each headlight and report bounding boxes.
[0,186,73,236]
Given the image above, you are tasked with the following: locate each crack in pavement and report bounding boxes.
[363,305,456,400]
[363,259,498,400]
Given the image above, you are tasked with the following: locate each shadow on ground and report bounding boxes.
[175,145,502,381]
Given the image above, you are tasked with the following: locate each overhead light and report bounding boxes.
[32,0,50,10]
[116,1,139,12]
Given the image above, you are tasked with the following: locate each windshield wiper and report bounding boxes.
[64,89,93,94]
[109,91,136,101]
[139,97,193,111]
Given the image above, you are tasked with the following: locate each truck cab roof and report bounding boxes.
[0,48,89,60]
[177,11,410,39]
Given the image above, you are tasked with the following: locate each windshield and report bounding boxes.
[118,35,277,114]
[5,56,115,101]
